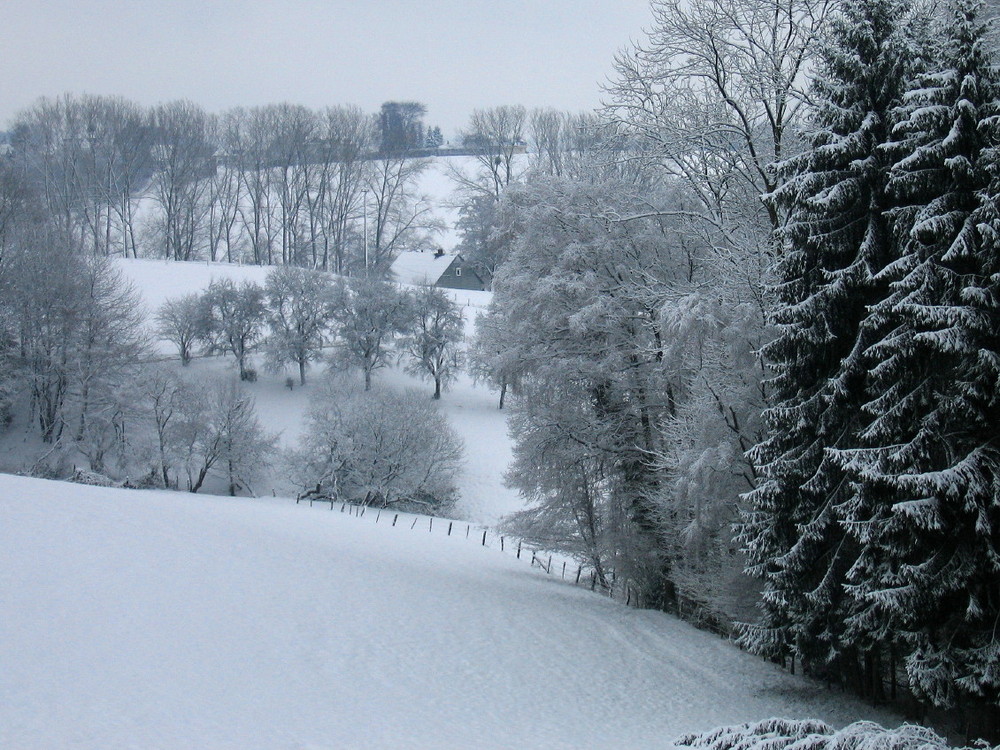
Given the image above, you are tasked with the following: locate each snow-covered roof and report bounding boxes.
[390,251,457,286]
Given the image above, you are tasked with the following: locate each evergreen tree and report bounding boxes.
[833,0,1000,715]
[739,0,925,690]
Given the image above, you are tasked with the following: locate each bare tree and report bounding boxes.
[228,106,280,264]
[103,97,153,258]
[402,285,464,399]
[207,111,246,262]
[148,100,215,260]
[365,153,439,271]
[269,104,316,265]
[317,105,374,273]
[157,293,203,365]
[528,109,607,180]
[605,0,831,243]
[198,278,266,380]
[328,276,411,390]
[8,95,146,254]
[264,265,335,385]
[456,105,528,200]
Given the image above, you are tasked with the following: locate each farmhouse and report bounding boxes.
[389,249,488,291]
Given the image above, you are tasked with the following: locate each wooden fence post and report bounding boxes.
[591,571,597,591]
[575,565,582,585]
[481,529,487,546]
[428,517,433,532]
[561,561,566,579]
[392,514,399,527]
[375,510,381,523]
[500,537,504,551]
[447,521,453,536]
[411,517,418,530]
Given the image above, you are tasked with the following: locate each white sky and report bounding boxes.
[2,0,654,137]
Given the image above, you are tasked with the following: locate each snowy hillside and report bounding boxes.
[0,474,899,749]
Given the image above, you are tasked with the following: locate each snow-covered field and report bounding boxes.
[0,474,898,749]
[115,257,518,522]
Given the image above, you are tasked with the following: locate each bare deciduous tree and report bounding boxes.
[328,276,411,390]
[157,293,203,365]
[264,265,335,385]
[365,154,440,271]
[148,100,215,260]
[605,0,831,242]
[455,105,527,200]
[402,285,464,399]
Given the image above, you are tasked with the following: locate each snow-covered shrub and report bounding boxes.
[70,468,117,487]
[290,376,463,512]
[674,718,957,750]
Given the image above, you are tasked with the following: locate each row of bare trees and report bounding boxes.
[6,96,442,271]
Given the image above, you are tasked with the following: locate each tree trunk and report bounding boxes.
[190,464,209,493]
[299,358,307,386]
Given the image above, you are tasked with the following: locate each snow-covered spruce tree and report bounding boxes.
[832,0,1000,724]
[738,0,928,690]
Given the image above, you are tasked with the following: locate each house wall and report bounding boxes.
[436,262,486,291]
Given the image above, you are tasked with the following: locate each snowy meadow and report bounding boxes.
[3,0,1000,745]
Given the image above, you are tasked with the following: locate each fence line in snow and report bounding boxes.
[293,495,642,608]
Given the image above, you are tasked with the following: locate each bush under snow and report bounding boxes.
[674,718,969,750]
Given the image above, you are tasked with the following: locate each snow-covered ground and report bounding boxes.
[0,474,899,749]
[115,257,518,523]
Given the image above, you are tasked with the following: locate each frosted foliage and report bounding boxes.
[827,0,1000,709]
[491,175,710,594]
[739,0,923,665]
[657,291,765,622]
[291,378,463,511]
[675,718,957,750]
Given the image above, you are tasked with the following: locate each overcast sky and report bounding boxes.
[3,0,654,136]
